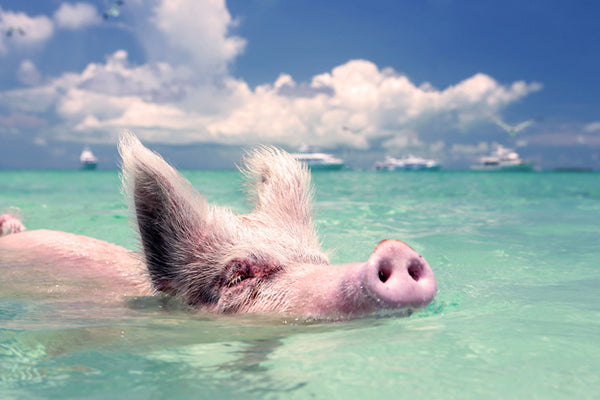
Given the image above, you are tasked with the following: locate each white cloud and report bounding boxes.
[526,132,600,147]
[583,121,600,133]
[17,59,41,85]
[0,1,543,151]
[202,60,542,148]
[74,50,191,101]
[451,142,489,156]
[429,140,446,153]
[0,2,99,55]
[382,130,423,150]
[135,0,246,76]
[0,51,543,149]
[0,85,58,113]
[54,2,101,30]
[0,7,54,54]
[0,113,46,129]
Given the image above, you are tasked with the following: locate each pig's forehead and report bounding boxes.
[218,229,328,266]
[201,210,328,265]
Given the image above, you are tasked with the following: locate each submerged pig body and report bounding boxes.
[0,132,436,319]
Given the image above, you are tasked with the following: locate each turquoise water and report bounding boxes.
[1,169,599,399]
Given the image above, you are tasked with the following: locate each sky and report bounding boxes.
[0,0,599,169]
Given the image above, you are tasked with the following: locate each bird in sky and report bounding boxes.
[342,126,363,135]
[490,116,535,136]
[6,27,25,37]
[103,1,124,20]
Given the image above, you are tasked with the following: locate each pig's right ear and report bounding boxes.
[118,131,214,291]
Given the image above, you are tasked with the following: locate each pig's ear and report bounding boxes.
[119,131,215,290]
[242,146,316,231]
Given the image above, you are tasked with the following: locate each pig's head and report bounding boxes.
[119,132,436,320]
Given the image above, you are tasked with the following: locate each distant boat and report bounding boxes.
[374,155,441,171]
[291,145,345,171]
[470,145,533,171]
[80,146,98,170]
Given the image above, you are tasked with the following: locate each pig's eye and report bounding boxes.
[227,274,250,287]
[227,261,252,287]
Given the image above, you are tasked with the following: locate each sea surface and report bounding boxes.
[0,169,599,399]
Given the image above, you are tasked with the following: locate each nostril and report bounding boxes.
[378,269,388,283]
[377,260,391,283]
[367,243,436,308]
[407,259,423,282]
[376,258,426,284]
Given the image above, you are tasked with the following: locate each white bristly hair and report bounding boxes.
[118,131,328,312]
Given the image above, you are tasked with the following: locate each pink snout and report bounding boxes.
[364,239,437,309]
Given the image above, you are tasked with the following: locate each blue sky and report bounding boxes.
[0,0,599,169]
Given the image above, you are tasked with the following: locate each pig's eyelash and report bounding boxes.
[226,259,282,288]
[227,274,250,287]
[227,261,251,287]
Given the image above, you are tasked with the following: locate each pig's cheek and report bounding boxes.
[215,288,243,313]
[326,278,379,316]
[282,268,366,317]
[215,281,258,313]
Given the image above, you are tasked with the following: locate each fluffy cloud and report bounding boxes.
[451,142,489,155]
[71,50,190,101]
[583,121,600,133]
[0,1,542,151]
[0,51,543,148]
[382,130,423,150]
[202,60,542,148]
[0,3,100,55]
[134,0,246,76]
[526,132,600,147]
[0,84,58,113]
[0,113,46,129]
[53,2,101,30]
[0,7,54,54]
[17,59,41,85]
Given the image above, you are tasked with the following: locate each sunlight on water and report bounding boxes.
[1,170,599,399]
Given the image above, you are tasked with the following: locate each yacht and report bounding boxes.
[291,145,345,170]
[470,145,533,171]
[374,155,441,171]
[80,146,98,170]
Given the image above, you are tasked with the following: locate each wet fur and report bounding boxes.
[119,132,328,310]
[0,211,26,236]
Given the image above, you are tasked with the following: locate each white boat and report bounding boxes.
[80,146,98,170]
[470,145,533,171]
[374,155,441,171]
[291,145,345,171]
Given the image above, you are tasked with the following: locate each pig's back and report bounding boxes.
[0,229,152,303]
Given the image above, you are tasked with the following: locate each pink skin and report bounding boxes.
[0,213,25,236]
[235,239,436,319]
[0,232,435,319]
[0,229,151,304]
[0,133,437,320]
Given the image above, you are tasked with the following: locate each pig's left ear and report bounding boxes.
[119,131,216,291]
[242,146,315,230]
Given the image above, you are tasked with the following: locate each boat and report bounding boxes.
[291,145,345,170]
[80,146,98,170]
[374,155,441,171]
[470,145,533,171]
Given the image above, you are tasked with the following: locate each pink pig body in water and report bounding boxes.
[0,133,436,320]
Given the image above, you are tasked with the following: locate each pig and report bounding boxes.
[0,132,436,320]
[0,211,26,236]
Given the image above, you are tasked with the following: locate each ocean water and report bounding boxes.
[0,169,599,399]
